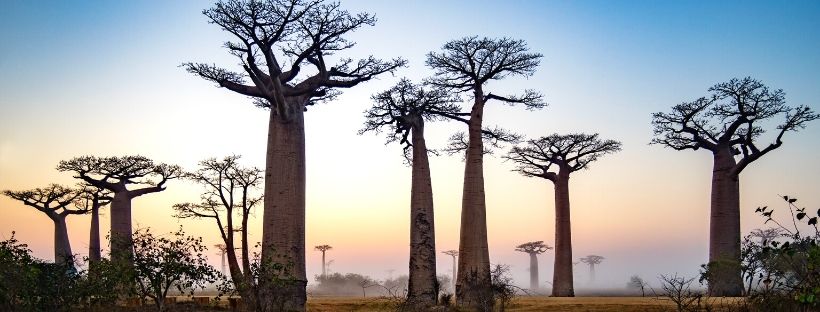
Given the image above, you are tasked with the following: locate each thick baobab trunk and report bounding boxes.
[261,97,307,311]
[89,205,101,264]
[109,191,133,263]
[552,172,574,297]
[53,216,73,265]
[407,120,438,306]
[708,149,742,296]
[457,92,492,308]
[529,253,539,290]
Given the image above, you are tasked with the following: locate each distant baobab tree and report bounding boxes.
[183,1,405,308]
[361,79,461,307]
[650,77,819,296]
[579,255,604,283]
[505,133,622,296]
[57,155,180,264]
[749,228,781,245]
[315,245,332,277]
[515,241,552,291]
[215,243,228,275]
[426,36,546,307]
[3,184,87,266]
[76,184,112,266]
[442,250,458,293]
[173,156,262,310]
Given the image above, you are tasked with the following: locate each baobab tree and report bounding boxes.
[173,156,262,310]
[57,155,181,263]
[183,1,405,308]
[651,77,819,296]
[579,255,604,283]
[505,133,622,296]
[361,79,460,307]
[3,184,87,265]
[426,36,546,307]
[314,245,332,277]
[76,185,112,265]
[442,250,458,293]
[215,243,228,275]
[515,241,552,291]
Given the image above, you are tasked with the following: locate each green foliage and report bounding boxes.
[741,196,820,311]
[131,227,221,311]
[0,232,97,311]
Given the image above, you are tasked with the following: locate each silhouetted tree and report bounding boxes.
[627,275,647,297]
[650,77,819,296]
[56,156,180,264]
[173,156,262,310]
[314,245,332,277]
[426,36,545,308]
[442,250,458,294]
[505,133,621,296]
[183,1,405,308]
[3,185,87,266]
[579,255,604,283]
[361,79,461,307]
[515,241,552,291]
[76,185,112,266]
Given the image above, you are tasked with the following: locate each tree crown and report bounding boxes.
[505,133,622,181]
[360,78,461,157]
[651,77,818,174]
[3,184,88,218]
[515,241,552,254]
[580,255,604,265]
[57,155,181,195]
[183,0,406,120]
[314,245,332,252]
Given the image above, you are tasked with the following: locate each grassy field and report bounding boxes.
[113,295,744,311]
[305,296,696,311]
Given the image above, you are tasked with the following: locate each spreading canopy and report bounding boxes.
[579,255,604,265]
[425,36,547,154]
[360,78,461,157]
[183,0,406,119]
[56,155,182,196]
[651,77,819,175]
[505,133,622,181]
[515,241,552,255]
[3,184,88,218]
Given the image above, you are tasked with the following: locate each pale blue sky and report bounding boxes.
[1,1,819,289]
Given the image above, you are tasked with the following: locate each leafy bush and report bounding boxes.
[131,227,221,311]
[745,196,820,311]
[0,232,88,311]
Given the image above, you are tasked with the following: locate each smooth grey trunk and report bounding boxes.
[529,253,539,290]
[708,148,743,296]
[88,205,101,263]
[552,171,574,297]
[53,216,73,265]
[407,118,438,306]
[451,255,457,292]
[589,264,595,283]
[456,90,492,308]
[110,191,133,263]
[260,97,307,311]
[321,250,327,277]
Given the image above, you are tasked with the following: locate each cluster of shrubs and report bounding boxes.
[0,228,222,312]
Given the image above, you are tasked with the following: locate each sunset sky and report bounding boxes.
[1,0,819,289]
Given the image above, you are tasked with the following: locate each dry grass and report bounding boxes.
[305,296,675,311]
